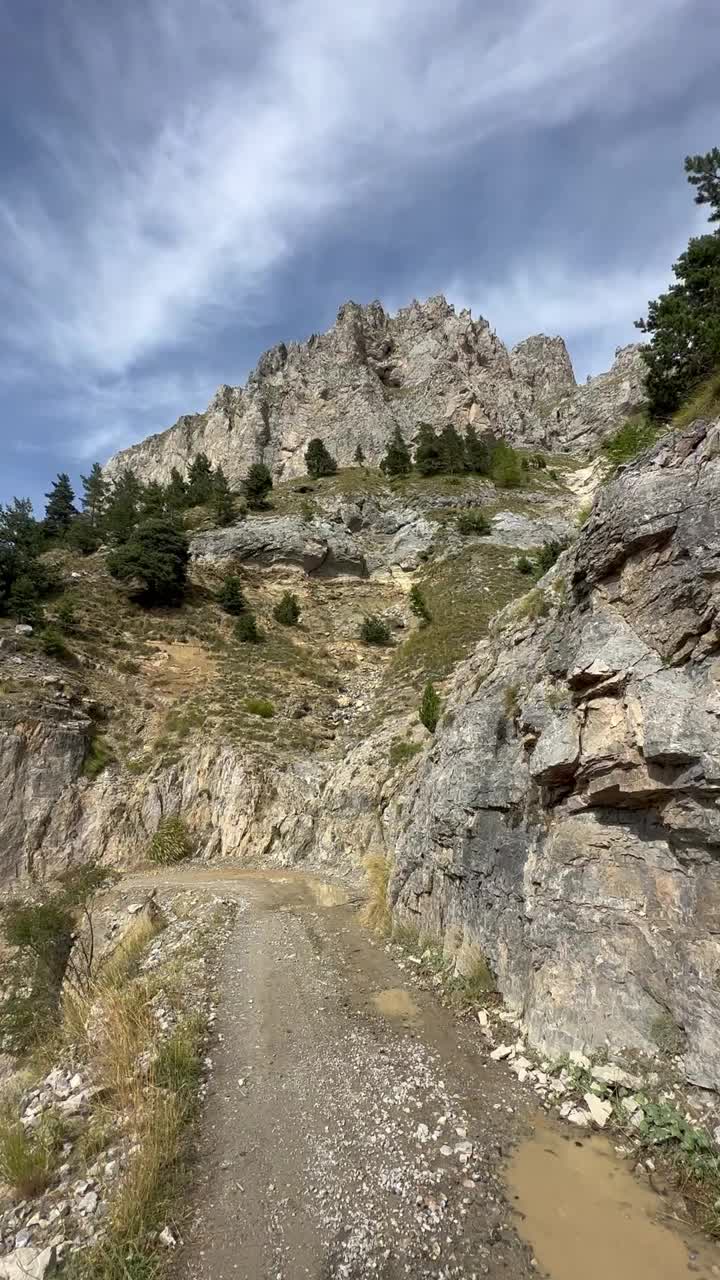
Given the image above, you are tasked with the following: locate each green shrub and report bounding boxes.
[503,684,520,720]
[83,733,114,778]
[490,442,525,489]
[456,509,491,536]
[235,612,262,643]
[66,518,101,556]
[672,368,720,430]
[153,1018,204,1097]
[408,584,431,624]
[389,740,423,767]
[535,539,566,574]
[359,615,392,646]
[107,518,189,605]
[148,817,194,865]
[273,592,301,626]
[57,597,78,631]
[419,680,441,733]
[602,416,660,467]
[576,503,592,528]
[40,624,69,658]
[8,576,42,626]
[516,554,534,575]
[300,499,316,523]
[515,587,549,622]
[246,697,275,718]
[218,575,246,615]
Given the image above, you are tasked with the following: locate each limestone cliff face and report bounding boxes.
[390,420,720,1090]
[104,297,645,487]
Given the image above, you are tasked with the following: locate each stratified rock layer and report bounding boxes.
[391,420,720,1089]
[104,296,646,487]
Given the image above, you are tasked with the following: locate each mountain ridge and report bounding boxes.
[104,295,646,486]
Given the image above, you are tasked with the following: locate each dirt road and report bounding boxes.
[124,868,720,1280]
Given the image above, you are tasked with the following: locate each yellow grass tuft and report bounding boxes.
[360,854,393,936]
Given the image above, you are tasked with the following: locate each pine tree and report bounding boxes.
[636,147,720,416]
[235,612,262,643]
[490,441,525,490]
[81,463,108,527]
[353,444,366,465]
[141,481,167,519]
[107,517,189,605]
[439,424,466,474]
[186,453,215,505]
[211,467,236,526]
[305,438,337,479]
[379,427,411,477]
[409,584,431,624]
[8,576,42,626]
[44,473,77,537]
[419,681,441,733]
[273,591,301,626]
[464,425,491,475]
[414,423,445,476]
[104,470,142,544]
[165,467,188,512]
[244,463,273,509]
[218,575,246,615]
[57,597,78,632]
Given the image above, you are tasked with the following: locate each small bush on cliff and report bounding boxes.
[273,591,301,626]
[218,574,246,615]
[535,539,566,574]
[40,624,69,659]
[419,680,441,733]
[602,415,660,467]
[359,615,392,646]
[456,509,491,536]
[490,441,525,489]
[0,1104,67,1198]
[246,696,275,718]
[244,463,273,509]
[107,517,189,606]
[235,612,263,643]
[408,584,431,624]
[148,817,194,865]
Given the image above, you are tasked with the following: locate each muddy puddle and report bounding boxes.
[372,987,421,1025]
[507,1121,719,1280]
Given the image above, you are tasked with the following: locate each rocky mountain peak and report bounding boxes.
[104,294,647,489]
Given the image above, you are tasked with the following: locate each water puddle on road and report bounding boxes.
[507,1121,719,1280]
[372,987,421,1025]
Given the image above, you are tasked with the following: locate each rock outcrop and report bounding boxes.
[104,297,646,488]
[390,420,720,1090]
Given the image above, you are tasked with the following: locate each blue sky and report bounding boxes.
[1,0,719,510]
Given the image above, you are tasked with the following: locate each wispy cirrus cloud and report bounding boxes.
[0,0,717,497]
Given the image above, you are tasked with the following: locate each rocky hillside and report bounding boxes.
[392,419,720,1091]
[104,296,646,487]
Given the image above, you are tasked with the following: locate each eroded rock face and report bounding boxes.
[391,421,720,1089]
[104,297,646,488]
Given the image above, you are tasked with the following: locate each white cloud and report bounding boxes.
[0,0,700,402]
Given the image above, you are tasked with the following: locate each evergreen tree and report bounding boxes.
[218,575,246,615]
[44,473,77,537]
[8,576,42,626]
[636,147,720,417]
[439,424,466,474]
[65,518,100,556]
[211,466,236,526]
[305,438,337,479]
[186,453,215,505]
[165,467,188,512]
[107,517,189,604]
[235,612,262,643]
[419,681,441,733]
[414,423,445,476]
[490,441,525,490]
[244,463,273,508]
[464,425,491,475]
[353,444,366,465]
[273,591,301,626]
[104,470,142,544]
[80,463,108,527]
[359,615,392,646]
[409,584,431,624]
[141,481,167,519]
[379,427,411,477]
[0,499,43,614]
[57,597,78,632]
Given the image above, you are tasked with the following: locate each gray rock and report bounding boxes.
[391,421,720,1092]
[0,1246,57,1279]
[104,296,645,490]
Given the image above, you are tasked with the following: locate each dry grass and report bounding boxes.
[99,911,163,988]
[360,854,393,936]
[0,1100,65,1198]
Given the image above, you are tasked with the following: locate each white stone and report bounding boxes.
[566,1108,590,1127]
[569,1050,591,1070]
[159,1226,177,1248]
[490,1044,513,1061]
[583,1092,613,1127]
[591,1063,641,1091]
[476,1010,489,1027]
